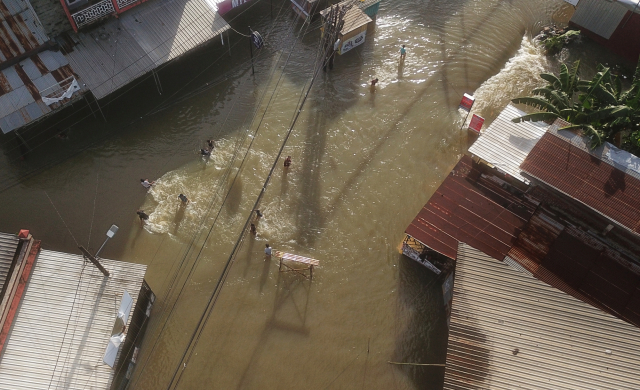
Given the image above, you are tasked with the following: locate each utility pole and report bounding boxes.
[79,246,110,277]
[322,4,349,71]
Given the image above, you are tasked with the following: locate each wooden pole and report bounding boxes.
[78,246,110,277]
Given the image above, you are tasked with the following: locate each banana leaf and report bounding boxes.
[511,112,560,123]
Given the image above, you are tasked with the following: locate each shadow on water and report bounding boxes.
[393,255,448,389]
[236,271,311,389]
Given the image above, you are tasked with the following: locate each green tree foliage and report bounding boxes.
[511,60,640,154]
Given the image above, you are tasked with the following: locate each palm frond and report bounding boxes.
[511,97,560,114]
[511,112,560,123]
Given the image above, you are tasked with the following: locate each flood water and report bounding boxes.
[0,0,630,388]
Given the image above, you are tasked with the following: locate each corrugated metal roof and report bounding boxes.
[507,209,640,328]
[63,0,230,99]
[0,249,147,390]
[0,0,86,133]
[340,7,371,34]
[547,120,640,181]
[0,0,48,63]
[0,52,85,133]
[570,0,628,39]
[405,155,536,260]
[521,132,640,236]
[444,243,640,390]
[0,232,18,294]
[468,104,549,183]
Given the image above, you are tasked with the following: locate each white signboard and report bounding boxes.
[564,0,579,6]
[340,30,366,55]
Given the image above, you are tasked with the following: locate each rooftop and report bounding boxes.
[405,155,537,260]
[444,243,640,390]
[0,0,86,133]
[468,104,549,183]
[405,154,640,327]
[0,242,148,389]
[62,0,230,99]
[521,130,640,236]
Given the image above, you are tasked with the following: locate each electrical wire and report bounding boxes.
[161,9,344,389]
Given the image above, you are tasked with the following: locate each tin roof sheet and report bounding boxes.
[340,7,371,34]
[468,104,549,183]
[0,0,48,63]
[0,0,85,134]
[444,243,640,390]
[64,0,230,99]
[0,54,84,133]
[405,155,537,260]
[570,0,628,39]
[521,131,640,236]
[0,249,147,390]
[0,232,18,294]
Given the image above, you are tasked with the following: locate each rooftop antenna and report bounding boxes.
[78,224,118,277]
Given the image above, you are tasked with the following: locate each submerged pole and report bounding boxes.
[249,27,255,75]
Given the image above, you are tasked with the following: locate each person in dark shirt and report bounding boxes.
[136,210,149,226]
[200,148,211,156]
[284,156,292,167]
[178,193,190,205]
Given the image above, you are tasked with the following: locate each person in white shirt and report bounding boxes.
[140,178,155,188]
[265,244,272,256]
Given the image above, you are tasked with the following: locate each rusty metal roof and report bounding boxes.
[521,131,640,236]
[405,155,537,260]
[0,0,86,133]
[406,152,640,327]
[445,243,640,390]
[507,210,640,328]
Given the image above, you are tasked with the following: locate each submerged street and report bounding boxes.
[0,0,629,388]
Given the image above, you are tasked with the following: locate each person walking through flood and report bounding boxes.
[265,244,272,256]
[284,156,292,168]
[140,178,155,188]
[250,223,257,235]
[136,210,149,225]
[399,45,406,61]
[206,139,215,150]
[178,193,190,205]
[200,148,211,157]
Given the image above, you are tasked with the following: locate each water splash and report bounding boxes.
[470,36,549,124]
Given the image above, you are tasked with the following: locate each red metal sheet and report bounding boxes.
[522,133,640,234]
[405,156,532,260]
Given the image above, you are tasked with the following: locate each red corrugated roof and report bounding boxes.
[405,156,535,260]
[521,133,640,235]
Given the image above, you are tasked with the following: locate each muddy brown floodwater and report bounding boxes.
[0,0,630,388]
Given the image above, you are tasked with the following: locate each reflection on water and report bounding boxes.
[1,0,625,388]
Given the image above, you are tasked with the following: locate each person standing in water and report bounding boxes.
[206,140,215,150]
[136,210,149,226]
[265,244,272,256]
[200,148,211,157]
[250,223,257,235]
[140,178,155,188]
[399,45,406,61]
[178,193,190,205]
[284,156,292,168]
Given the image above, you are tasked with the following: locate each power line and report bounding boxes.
[162,11,339,389]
